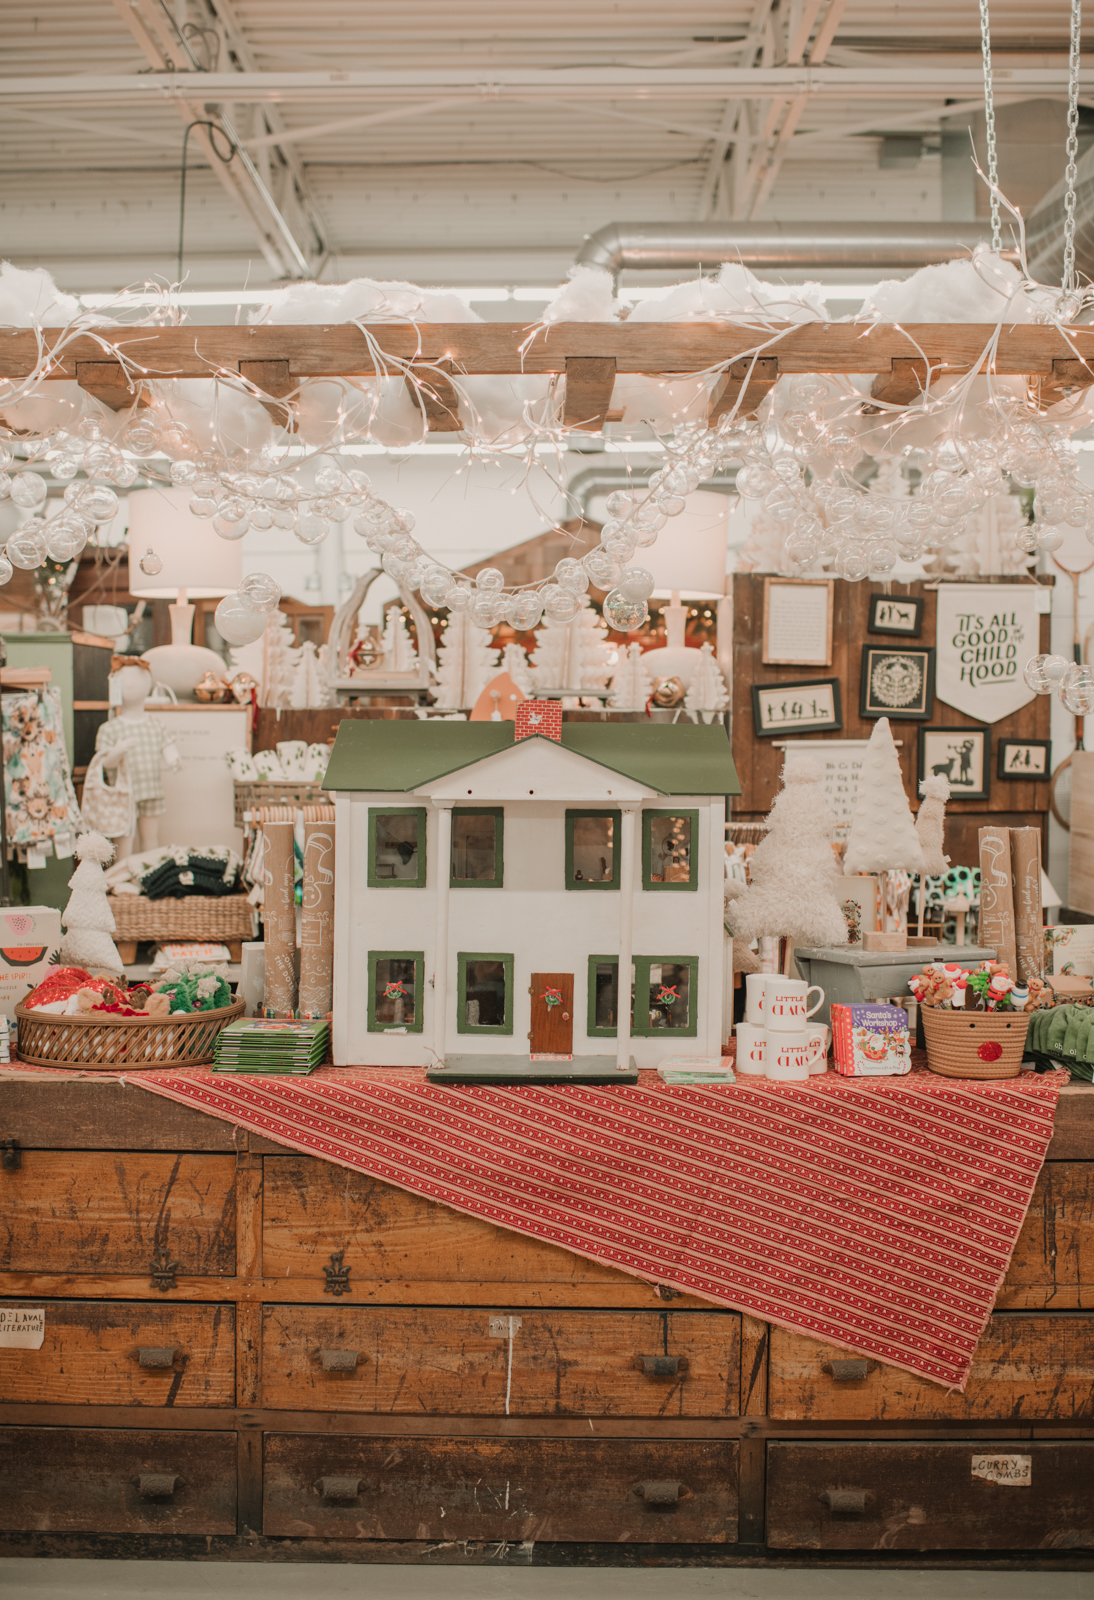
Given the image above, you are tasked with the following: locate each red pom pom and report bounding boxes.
[977,1040,1003,1062]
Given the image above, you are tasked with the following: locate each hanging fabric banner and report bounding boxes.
[934,584,1040,723]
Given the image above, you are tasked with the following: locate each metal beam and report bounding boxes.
[109,0,316,280]
[1,65,1089,105]
[695,0,776,222]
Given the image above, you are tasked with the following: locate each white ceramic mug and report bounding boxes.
[744,973,767,1027]
[806,1023,829,1075]
[735,1022,767,1076]
[763,976,824,1034]
[765,1031,826,1081]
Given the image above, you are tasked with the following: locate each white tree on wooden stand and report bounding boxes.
[59,831,123,974]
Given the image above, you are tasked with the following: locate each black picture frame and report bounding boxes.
[860,644,936,721]
[751,677,843,738]
[867,594,924,637]
[918,725,992,802]
[997,738,1051,781]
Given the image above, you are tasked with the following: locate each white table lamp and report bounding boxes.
[128,486,242,698]
[636,490,729,687]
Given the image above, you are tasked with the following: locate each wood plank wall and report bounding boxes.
[730,576,1052,869]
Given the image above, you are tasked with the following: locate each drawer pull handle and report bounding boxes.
[319,1349,360,1373]
[634,1480,688,1506]
[137,1346,177,1369]
[636,1355,689,1378]
[315,1475,363,1501]
[822,1359,872,1382]
[820,1489,871,1515]
[136,1474,179,1499]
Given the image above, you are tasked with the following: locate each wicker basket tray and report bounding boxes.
[109,894,257,959]
[921,1005,1031,1079]
[234,781,329,825]
[14,998,246,1071]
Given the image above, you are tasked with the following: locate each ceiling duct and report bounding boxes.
[575,221,1004,277]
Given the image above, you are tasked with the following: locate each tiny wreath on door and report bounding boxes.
[540,987,563,1008]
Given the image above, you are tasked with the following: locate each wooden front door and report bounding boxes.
[528,972,574,1057]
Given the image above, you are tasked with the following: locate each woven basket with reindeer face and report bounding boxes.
[921,1005,1030,1080]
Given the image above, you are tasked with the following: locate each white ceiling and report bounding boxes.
[1,1,1087,295]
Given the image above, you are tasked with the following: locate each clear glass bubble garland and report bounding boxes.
[1024,654,1071,694]
[215,594,268,647]
[139,549,163,577]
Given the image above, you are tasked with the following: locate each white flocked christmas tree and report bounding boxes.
[843,717,926,877]
[609,642,654,711]
[729,756,850,947]
[230,610,299,708]
[531,597,612,694]
[684,641,729,719]
[501,642,535,698]
[289,640,330,709]
[59,831,123,973]
[432,610,499,710]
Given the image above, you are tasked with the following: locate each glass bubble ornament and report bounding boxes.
[605,490,635,518]
[1016,524,1040,555]
[835,547,870,582]
[446,583,472,612]
[510,590,544,630]
[554,558,589,594]
[544,587,580,622]
[603,533,637,563]
[419,567,454,607]
[139,548,164,578]
[213,510,250,540]
[81,441,114,477]
[215,594,268,647]
[81,485,119,524]
[249,506,273,531]
[865,541,898,575]
[470,591,506,628]
[0,443,11,470]
[51,456,79,482]
[314,463,345,494]
[619,566,655,602]
[1061,664,1094,715]
[1023,654,1070,694]
[583,550,621,589]
[783,530,820,569]
[10,472,46,511]
[45,520,87,562]
[1035,524,1064,553]
[656,495,687,517]
[169,459,197,486]
[238,571,282,612]
[295,514,329,546]
[393,507,416,534]
[123,418,160,455]
[381,551,407,582]
[0,554,12,586]
[0,473,11,501]
[475,567,504,593]
[6,527,48,570]
[603,589,648,632]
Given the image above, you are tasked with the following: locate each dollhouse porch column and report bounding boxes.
[432,799,455,1062]
[616,802,639,1074]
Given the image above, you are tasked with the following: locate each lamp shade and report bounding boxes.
[127,486,242,598]
[641,491,729,599]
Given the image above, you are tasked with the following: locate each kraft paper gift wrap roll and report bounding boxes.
[298,820,336,1018]
[979,825,1017,974]
[1009,826,1044,985]
[262,819,297,1017]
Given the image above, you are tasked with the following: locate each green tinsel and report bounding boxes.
[154,972,231,1013]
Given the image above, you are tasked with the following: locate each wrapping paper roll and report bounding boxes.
[298,820,336,1018]
[1010,826,1044,985]
[978,825,1017,975]
[262,819,297,1017]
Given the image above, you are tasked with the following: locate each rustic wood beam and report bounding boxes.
[238,359,298,432]
[708,356,778,423]
[563,356,618,431]
[1039,356,1094,401]
[404,363,462,432]
[5,325,1094,385]
[868,356,935,407]
[74,360,142,413]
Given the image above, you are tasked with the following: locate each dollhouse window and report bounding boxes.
[643,810,699,891]
[367,951,424,1033]
[368,808,427,887]
[456,953,513,1035]
[587,955,698,1038]
[565,810,620,890]
[451,807,503,886]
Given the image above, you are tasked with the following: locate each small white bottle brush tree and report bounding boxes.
[729,756,850,962]
[531,597,612,695]
[59,831,123,974]
[684,641,729,719]
[913,774,951,937]
[433,610,499,711]
[843,717,926,934]
[609,642,653,711]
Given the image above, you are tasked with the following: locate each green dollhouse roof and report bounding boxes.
[324,718,740,796]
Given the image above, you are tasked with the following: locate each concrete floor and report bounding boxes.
[1,1563,1091,1600]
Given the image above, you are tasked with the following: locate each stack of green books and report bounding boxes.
[213,1017,330,1075]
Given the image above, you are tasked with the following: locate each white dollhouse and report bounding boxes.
[326,720,740,1076]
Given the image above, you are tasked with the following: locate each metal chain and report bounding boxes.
[1063,0,1083,295]
[979,0,1002,253]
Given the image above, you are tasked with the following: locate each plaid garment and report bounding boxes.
[96,715,168,804]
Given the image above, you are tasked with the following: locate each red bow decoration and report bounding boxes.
[655,985,679,1005]
[384,981,409,1000]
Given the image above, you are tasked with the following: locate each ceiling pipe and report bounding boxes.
[575,221,1006,277]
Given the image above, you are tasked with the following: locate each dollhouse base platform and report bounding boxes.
[427,1053,639,1084]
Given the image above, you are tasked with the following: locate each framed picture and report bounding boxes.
[917,725,991,802]
[868,594,923,637]
[860,644,935,720]
[998,738,1051,781]
[762,579,834,666]
[752,678,843,738]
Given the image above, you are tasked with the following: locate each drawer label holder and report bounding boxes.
[971,1454,1032,1487]
[0,1306,44,1349]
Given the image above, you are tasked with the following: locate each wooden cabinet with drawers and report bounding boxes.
[0,1075,1091,1568]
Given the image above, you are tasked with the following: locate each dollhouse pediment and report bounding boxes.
[415,736,656,803]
